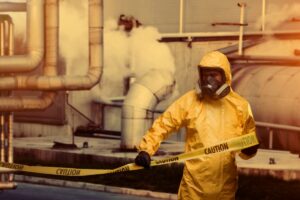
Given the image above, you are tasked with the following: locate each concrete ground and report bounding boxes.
[0,182,163,200]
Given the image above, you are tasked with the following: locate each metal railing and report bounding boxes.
[256,121,300,149]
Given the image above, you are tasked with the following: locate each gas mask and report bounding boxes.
[197,66,230,99]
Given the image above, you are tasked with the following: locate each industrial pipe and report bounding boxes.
[238,3,246,55]
[0,0,57,111]
[261,0,266,31]
[0,2,26,12]
[0,0,44,73]
[8,21,14,56]
[232,65,300,152]
[179,0,184,34]
[228,55,300,65]
[121,69,175,150]
[8,113,13,181]
[0,0,102,91]
[0,93,56,111]
[0,115,3,162]
[0,20,4,55]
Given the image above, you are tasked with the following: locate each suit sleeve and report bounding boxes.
[239,103,259,160]
[138,92,193,156]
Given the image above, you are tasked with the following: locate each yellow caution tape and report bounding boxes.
[0,133,258,176]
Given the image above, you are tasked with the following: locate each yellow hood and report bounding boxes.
[199,51,232,85]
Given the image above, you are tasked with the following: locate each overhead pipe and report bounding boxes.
[0,93,56,111]
[0,0,44,73]
[228,55,300,66]
[121,70,175,150]
[212,22,248,26]
[0,2,26,12]
[161,30,300,39]
[0,0,102,91]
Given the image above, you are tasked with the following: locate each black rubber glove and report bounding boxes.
[135,151,151,169]
[241,144,259,156]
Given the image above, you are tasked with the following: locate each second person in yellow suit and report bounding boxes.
[135,51,259,200]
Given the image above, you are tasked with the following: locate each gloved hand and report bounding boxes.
[241,144,259,156]
[135,151,151,169]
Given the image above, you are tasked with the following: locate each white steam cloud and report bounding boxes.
[255,3,300,30]
[91,19,176,102]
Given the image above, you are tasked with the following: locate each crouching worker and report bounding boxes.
[134,51,259,200]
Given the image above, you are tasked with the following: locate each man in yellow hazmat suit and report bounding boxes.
[134,51,259,200]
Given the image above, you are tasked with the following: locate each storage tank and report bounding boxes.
[231,64,300,153]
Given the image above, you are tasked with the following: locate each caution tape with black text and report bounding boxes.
[0,132,258,176]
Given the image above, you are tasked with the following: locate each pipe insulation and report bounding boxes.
[0,0,102,91]
[121,69,175,149]
[0,0,44,73]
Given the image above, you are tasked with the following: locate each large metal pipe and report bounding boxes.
[121,70,175,149]
[0,0,44,73]
[0,0,57,111]
[0,0,102,91]
[232,65,300,152]
[0,93,55,111]
[232,65,300,125]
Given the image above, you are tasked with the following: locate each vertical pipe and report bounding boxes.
[8,19,14,182]
[0,22,4,56]
[238,3,246,55]
[269,129,273,149]
[0,21,4,175]
[261,0,266,31]
[8,23,14,56]
[8,113,13,181]
[8,114,13,164]
[179,0,184,34]
[0,115,4,162]
[0,114,3,182]
[0,20,3,183]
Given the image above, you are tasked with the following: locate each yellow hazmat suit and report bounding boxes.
[138,51,257,200]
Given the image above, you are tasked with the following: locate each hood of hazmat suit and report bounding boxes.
[138,51,257,200]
